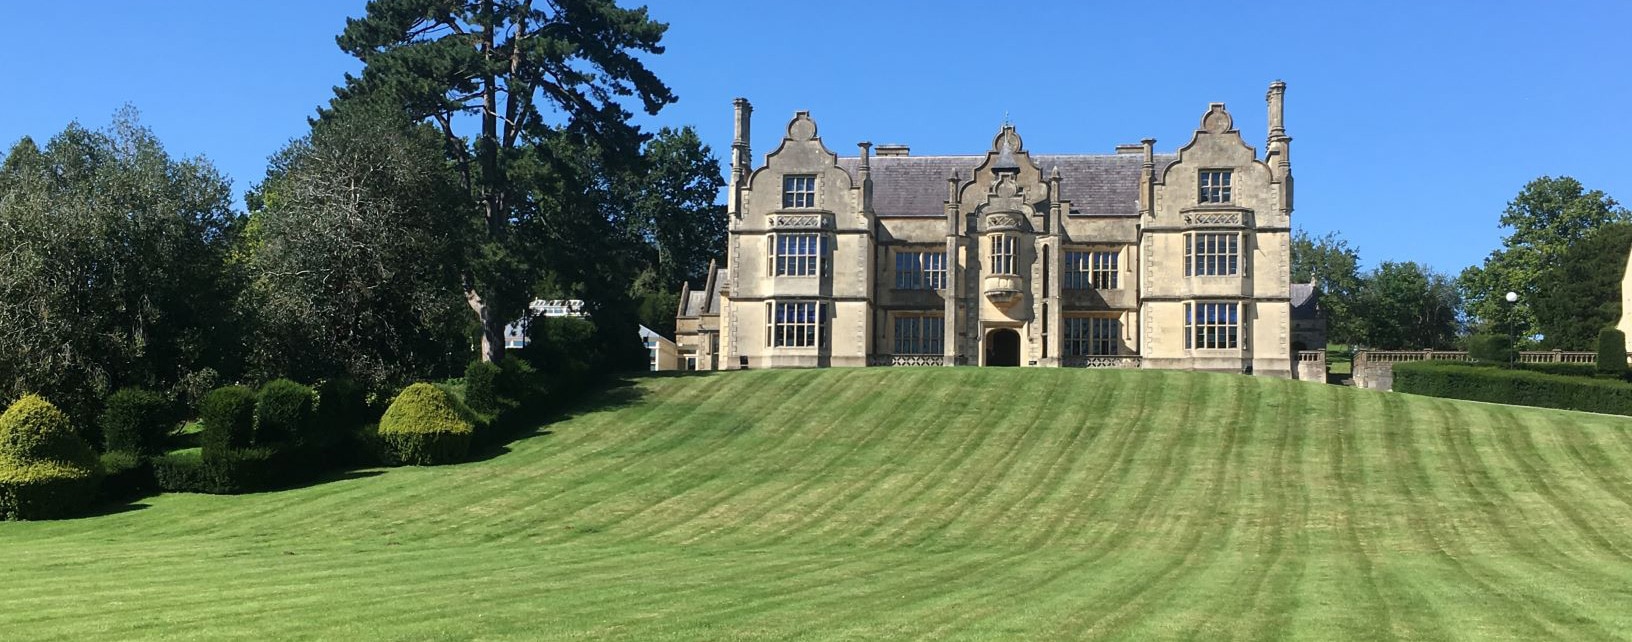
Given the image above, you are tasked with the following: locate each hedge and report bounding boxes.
[1598,328,1628,377]
[1466,334,1515,365]
[256,379,315,448]
[99,450,153,500]
[1394,361,1632,416]
[200,386,257,458]
[100,388,173,456]
[0,395,103,520]
[378,383,473,465]
[153,447,286,494]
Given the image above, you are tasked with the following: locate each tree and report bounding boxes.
[1532,222,1632,350]
[1290,228,1362,345]
[331,0,676,362]
[1459,176,1629,340]
[0,110,240,425]
[244,104,472,391]
[624,126,725,337]
[1355,261,1461,349]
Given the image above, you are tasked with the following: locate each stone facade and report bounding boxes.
[673,82,1296,377]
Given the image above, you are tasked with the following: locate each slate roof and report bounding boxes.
[680,267,727,317]
[1290,283,1321,319]
[835,154,1177,217]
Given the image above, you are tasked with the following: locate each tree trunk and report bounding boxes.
[465,284,503,363]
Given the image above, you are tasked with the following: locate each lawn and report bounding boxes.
[5,368,1632,640]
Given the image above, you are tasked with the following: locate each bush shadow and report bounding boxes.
[463,377,647,463]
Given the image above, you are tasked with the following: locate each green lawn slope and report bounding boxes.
[5,368,1632,640]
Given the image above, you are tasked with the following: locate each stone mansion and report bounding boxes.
[675,81,1299,377]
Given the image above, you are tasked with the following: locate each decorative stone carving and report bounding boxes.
[868,355,946,367]
[1184,211,1242,226]
[1201,103,1233,134]
[985,212,1023,231]
[787,111,817,141]
[769,213,828,229]
[1062,356,1143,368]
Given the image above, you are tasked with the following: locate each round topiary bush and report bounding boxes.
[0,395,104,520]
[100,388,173,456]
[200,386,257,458]
[463,360,502,415]
[256,379,315,447]
[378,383,473,466]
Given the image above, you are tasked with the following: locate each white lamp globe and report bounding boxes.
[1505,291,1519,303]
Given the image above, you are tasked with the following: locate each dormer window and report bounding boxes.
[1198,169,1232,203]
[782,175,817,208]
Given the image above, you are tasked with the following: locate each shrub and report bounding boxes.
[1597,328,1627,378]
[256,379,315,447]
[200,386,256,458]
[152,447,286,494]
[1466,334,1515,365]
[497,355,545,406]
[99,450,153,500]
[0,395,103,520]
[1395,361,1632,416]
[100,388,173,456]
[378,383,473,465]
[463,360,503,415]
[316,377,371,435]
[1516,362,1598,378]
[153,450,208,493]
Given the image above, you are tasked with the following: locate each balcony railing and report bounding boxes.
[1061,355,1143,369]
[868,354,946,367]
[1354,349,1611,367]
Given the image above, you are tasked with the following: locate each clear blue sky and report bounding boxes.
[3,1,1628,275]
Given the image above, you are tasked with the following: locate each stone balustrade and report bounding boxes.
[1350,349,1622,390]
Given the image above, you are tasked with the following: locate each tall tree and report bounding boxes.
[625,126,726,337]
[244,104,472,390]
[1290,228,1362,345]
[332,0,676,361]
[1356,261,1462,349]
[1532,222,1632,350]
[1458,176,1629,340]
[0,110,239,424]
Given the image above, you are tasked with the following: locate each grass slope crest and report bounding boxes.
[0,395,102,520]
[378,382,473,465]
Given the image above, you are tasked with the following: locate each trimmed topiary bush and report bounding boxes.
[1597,328,1627,378]
[99,450,153,500]
[463,360,502,415]
[0,395,104,520]
[1467,334,1516,365]
[153,449,208,492]
[100,388,173,456]
[316,377,370,434]
[200,386,256,458]
[256,379,315,448]
[378,383,473,465]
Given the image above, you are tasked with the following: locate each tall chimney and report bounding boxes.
[729,98,753,217]
[1266,80,1286,141]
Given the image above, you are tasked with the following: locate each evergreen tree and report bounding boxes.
[330,0,676,362]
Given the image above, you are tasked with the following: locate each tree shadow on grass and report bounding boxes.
[464,378,647,463]
[75,500,152,520]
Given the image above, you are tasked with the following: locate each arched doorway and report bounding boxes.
[985,328,1021,367]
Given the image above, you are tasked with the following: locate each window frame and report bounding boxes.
[1065,249,1120,290]
[1198,169,1233,204]
[766,300,825,348]
[1064,316,1121,356]
[782,174,817,209]
[1184,232,1239,277]
[1183,301,1240,350]
[770,232,827,277]
[892,314,945,355]
[894,249,948,291]
[989,235,1018,275]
